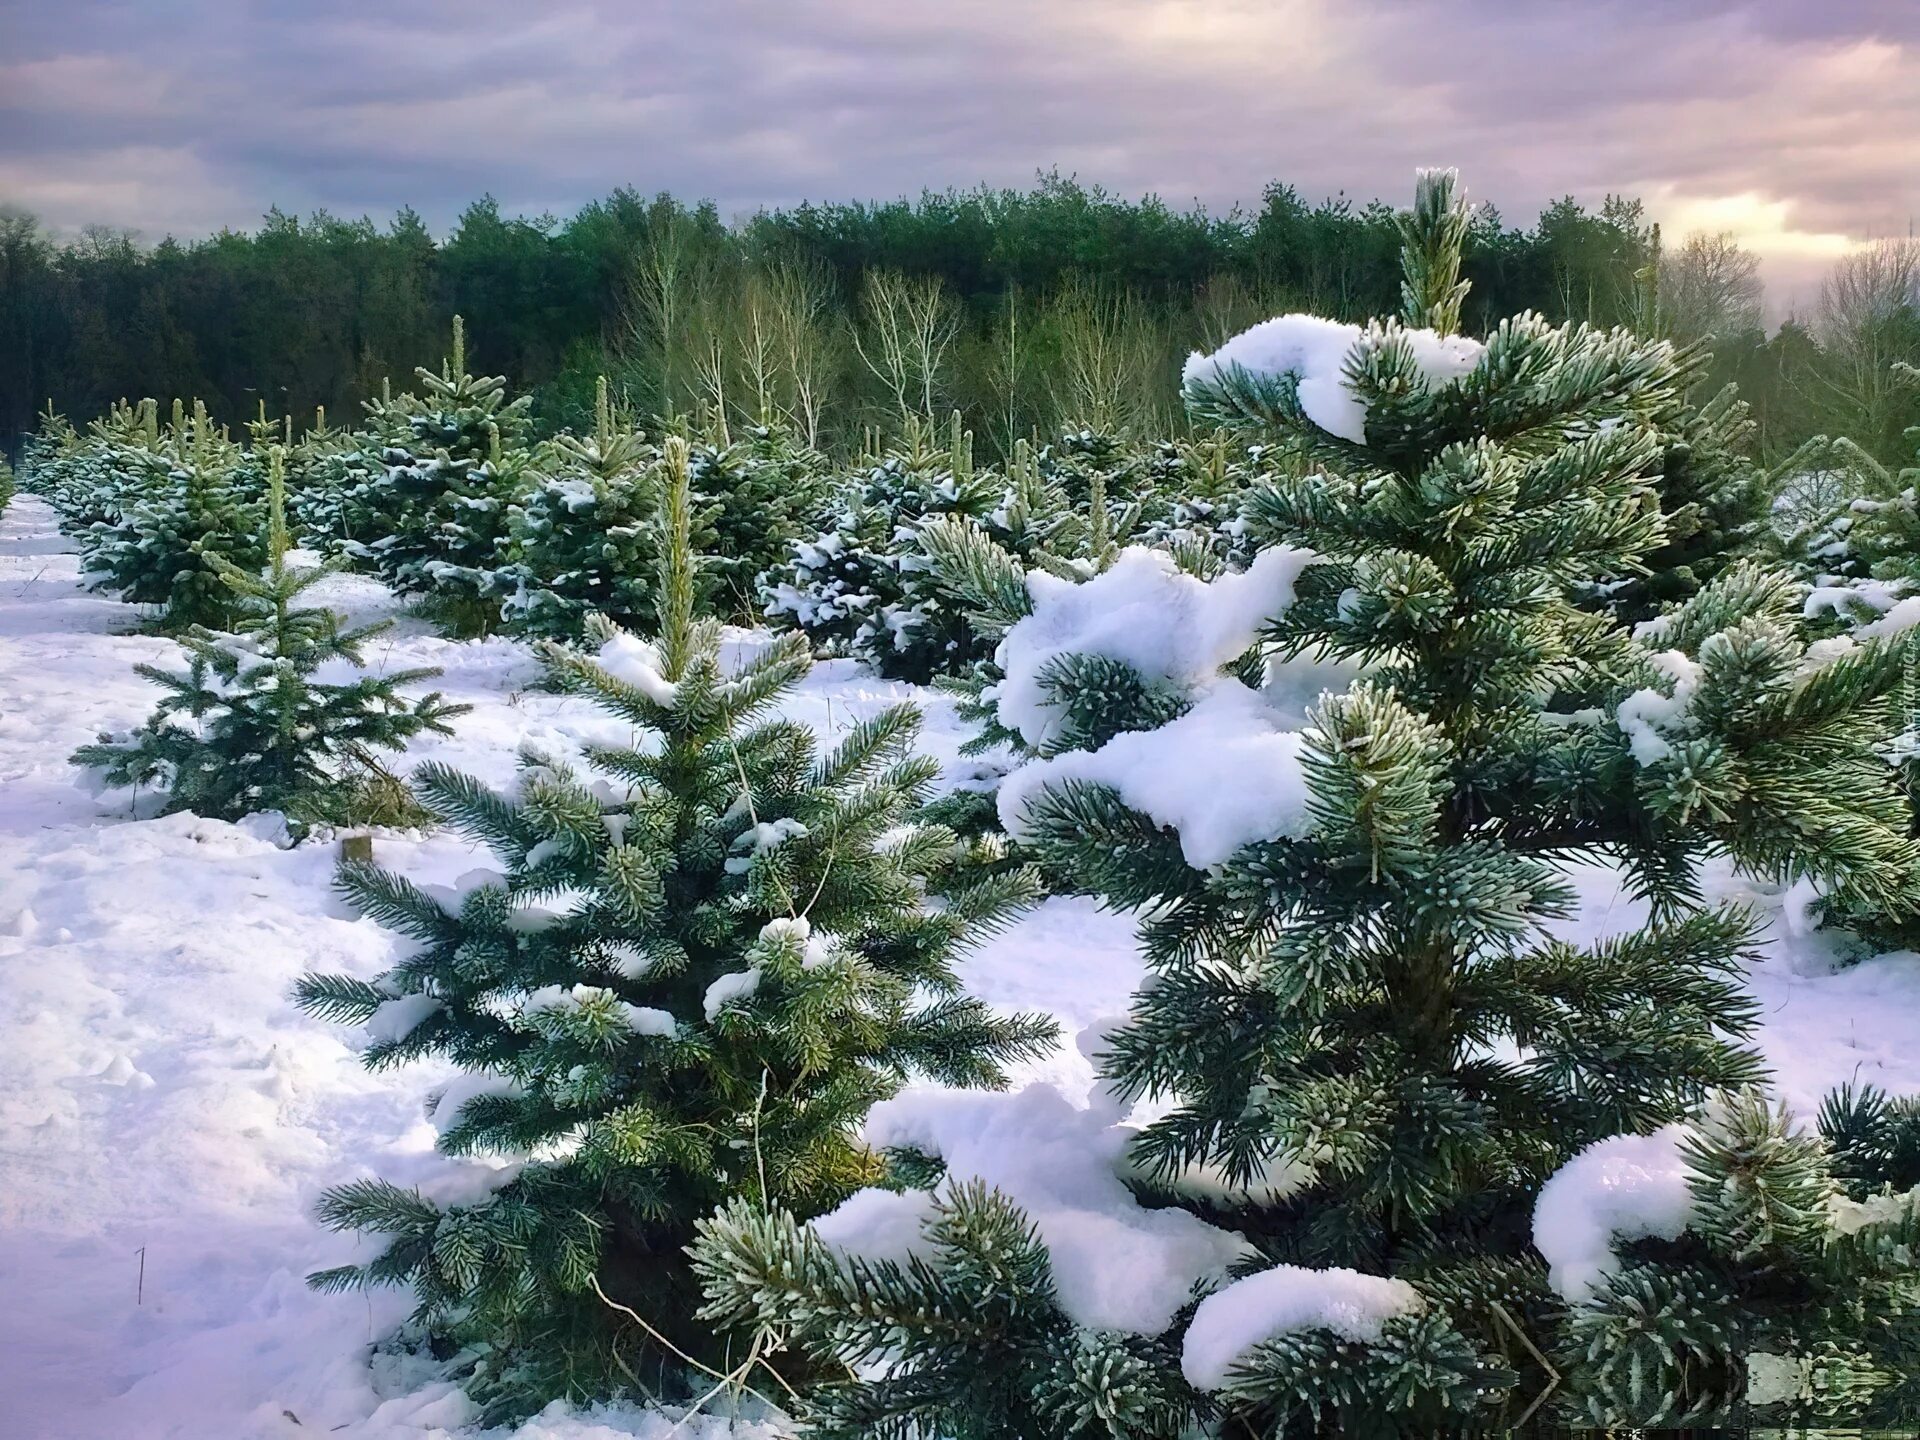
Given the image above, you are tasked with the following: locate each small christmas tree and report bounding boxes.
[82,399,270,630]
[357,317,536,634]
[284,399,398,562]
[687,423,833,620]
[26,399,142,536]
[759,414,1004,681]
[490,377,662,642]
[696,169,1920,1433]
[73,451,465,829]
[295,438,1055,1417]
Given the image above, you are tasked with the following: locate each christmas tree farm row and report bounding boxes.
[16,170,1920,1435]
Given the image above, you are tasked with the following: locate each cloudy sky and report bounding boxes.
[2,0,1915,314]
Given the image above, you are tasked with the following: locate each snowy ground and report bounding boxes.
[2,490,1918,1439]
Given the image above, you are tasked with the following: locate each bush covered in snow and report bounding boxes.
[347,322,537,636]
[73,400,271,630]
[758,415,1005,681]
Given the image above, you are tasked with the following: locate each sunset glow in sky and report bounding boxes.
[2,0,1915,316]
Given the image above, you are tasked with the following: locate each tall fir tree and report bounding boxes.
[696,170,1920,1435]
[73,450,465,829]
[295,438,1055,1417]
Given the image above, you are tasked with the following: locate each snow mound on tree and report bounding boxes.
[1182,314,1484,443]
[988,542,1328,868]
[594,630,678,707]
[809,1082,1248,1334]
[999,682,1314,867]
[1180,1264,1423,1390]
[990,544,1314,751]
[1532,1123,1695,1301]
[1616,649,1703,765]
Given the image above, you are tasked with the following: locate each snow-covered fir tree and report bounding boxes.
[82,399,270,630]
[694,170,1920,1435]
[489,377,662,642]
[284,399,396,561]
[687,423,833,620]
[354,317,535,634]
[26,398,141,535]
[295,438,1055,1417]
[759,414,1003,680]
[72,451,465,830]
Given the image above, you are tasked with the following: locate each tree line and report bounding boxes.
[5,172,1918,463]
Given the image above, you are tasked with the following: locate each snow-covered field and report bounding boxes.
[3,489,1918,1439]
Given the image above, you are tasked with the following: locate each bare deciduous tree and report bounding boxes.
[1658,231,1764,344]
[1806,239,1920,460]
[853,270,958,429]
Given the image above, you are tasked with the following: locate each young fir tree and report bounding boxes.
[759,414,1004,681]
[490,377,662,643]
[1582,382,1774,625]
[19,402,82,508]
[695,170,1920,1435]
[73,451,465,830]
[29,399,148,538]
[83,399,270,630]
[358,317,536,634]
[687,423,834,621]
[295,438,1055,1417]
[288,392,411,562]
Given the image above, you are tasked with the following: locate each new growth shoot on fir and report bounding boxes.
[294,437,1055,1417]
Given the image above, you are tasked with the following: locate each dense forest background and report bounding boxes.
[5,174,1918,463]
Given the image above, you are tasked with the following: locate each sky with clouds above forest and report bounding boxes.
[2,0,1915,314]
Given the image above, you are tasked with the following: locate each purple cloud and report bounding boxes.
[1,0,1913,312]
